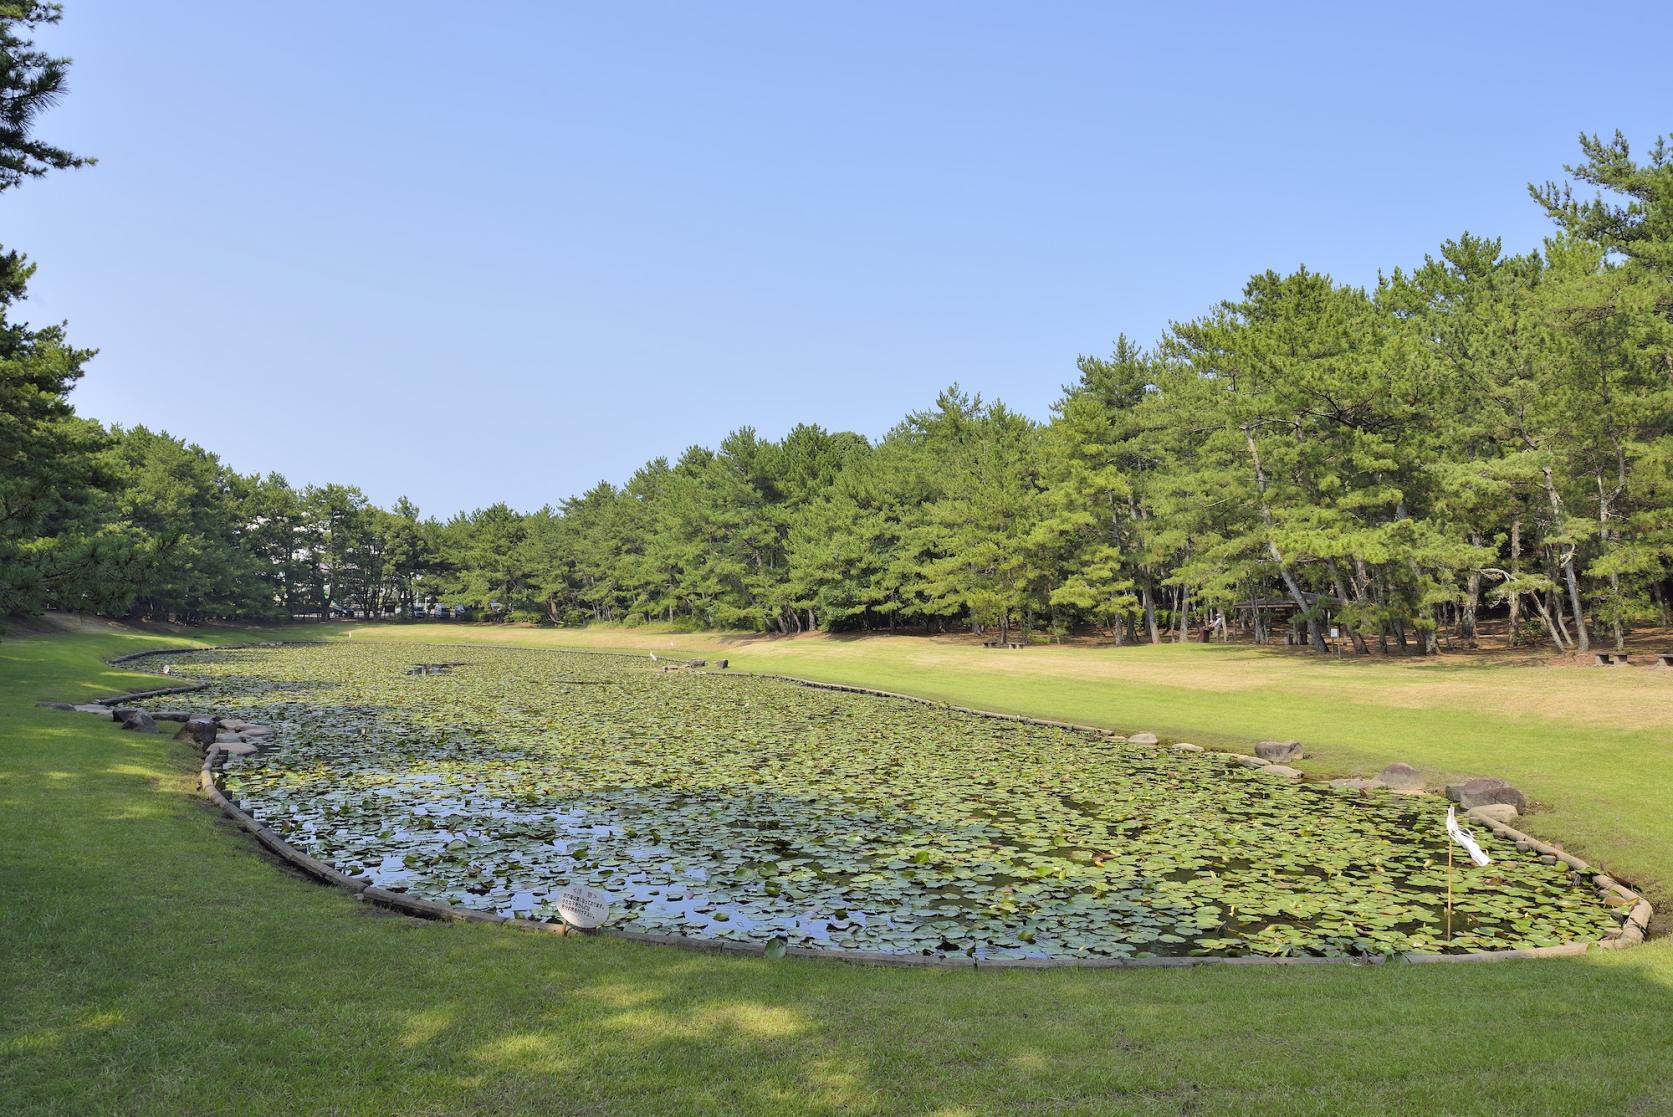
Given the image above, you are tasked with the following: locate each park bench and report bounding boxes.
[1593,651,1630,667]
[982,641,1025,649]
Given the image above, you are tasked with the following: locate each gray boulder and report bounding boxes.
[34,700,73,711]
[1449,778,1527,811]
[1254,739,1304,763]
[175,717,218,747]
[240,724,273,738]
[72,703,111,715]
[1467,803,1520,825]
[1329,778,1380,791]
[1260,764,1303,778]
[116,708,156,732]
[1235,755,1270,768]
[1171,743,1204,753]
[1376,763,1424,790]
[1127,732,1159,746]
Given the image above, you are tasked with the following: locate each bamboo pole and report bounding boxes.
[1446,843,1454,942]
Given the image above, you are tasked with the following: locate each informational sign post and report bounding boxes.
[557,884,612,930]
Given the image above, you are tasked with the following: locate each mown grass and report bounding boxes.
[3,622,1671,1116]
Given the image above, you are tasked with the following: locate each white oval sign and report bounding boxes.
[557,884,612,930]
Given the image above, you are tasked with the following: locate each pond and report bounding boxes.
[148,643,1616,960]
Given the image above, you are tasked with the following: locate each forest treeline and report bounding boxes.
[2,7,1670,652]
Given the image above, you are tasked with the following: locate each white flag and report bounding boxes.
[1446,806,1492,867]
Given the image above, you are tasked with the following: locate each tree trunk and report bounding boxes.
[1242,426,1326,652]
[1529,590,1569,653]
[1540,465,1589,654]
[1461,533,1482,646]
[1326,560,1369,655]
[1545,588,1565,645]
[1596,476,1627,652]
[1507,511,1522,642]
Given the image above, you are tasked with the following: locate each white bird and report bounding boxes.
[649,652,658,663]
[1446,806,1492,867]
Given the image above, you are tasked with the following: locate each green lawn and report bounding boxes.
[3,622,1671,1116]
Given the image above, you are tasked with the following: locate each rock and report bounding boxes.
[151,709,192,722]
[116,708,156,732]
[34,700,73,710]
[715,659,729,669]
[240,725,273,738]
[218,718,249,732]
[1254,739,1304,763]
[219,741,258,757]
[1261,764,1303,778]
[1467,803,1520,825]
[1235,755,1270,768]
[1329,778,1380,790]
[688,659,707,668]
[72,703,111,715]
[175,717,218,747]
[1127,732,1159,746]
[1376,763,1424,791]
[1539,854,1558,866]
[1450,778,1527,811]
[214,732,245,744]
[1171,743,1204,753]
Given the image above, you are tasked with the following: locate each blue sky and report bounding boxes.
[13,2,1673,517]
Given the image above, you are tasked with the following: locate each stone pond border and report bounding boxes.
[66,642,1656,970]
